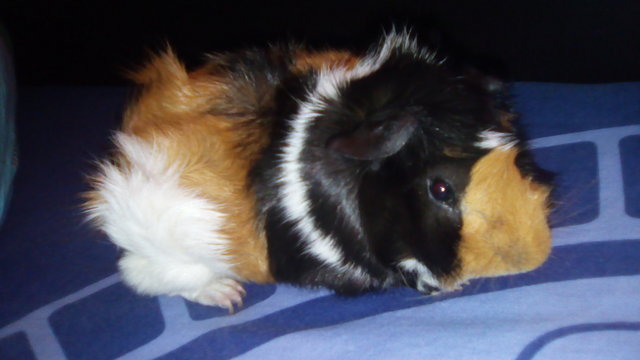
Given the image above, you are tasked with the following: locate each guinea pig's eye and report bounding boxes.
[429,179,455,203]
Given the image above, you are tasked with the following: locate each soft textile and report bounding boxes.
[0,82,638,359]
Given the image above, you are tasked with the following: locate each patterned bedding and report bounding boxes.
[1,82,638,359]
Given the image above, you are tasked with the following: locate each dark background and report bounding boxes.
[1,0,639,86]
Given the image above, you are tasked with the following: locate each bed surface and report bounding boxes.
[1,82,639,359]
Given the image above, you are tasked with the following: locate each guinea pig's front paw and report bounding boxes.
[417,279,469,296]
[416,281,440,296]
[182,278,247,313]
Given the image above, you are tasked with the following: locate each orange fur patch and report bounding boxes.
[453,148,552,286]
[102,48,361,284]
[119,50,274,283]
[291,50,359,73]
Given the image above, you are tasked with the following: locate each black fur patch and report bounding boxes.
[251,42,516,293]
[203,46,295,119]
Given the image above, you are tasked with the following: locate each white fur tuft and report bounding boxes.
[376,28,439,64]
[476,130,518,150]
[86,133,243,309]
[311,29,441,104]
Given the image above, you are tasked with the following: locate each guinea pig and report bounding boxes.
[84,31,552,312]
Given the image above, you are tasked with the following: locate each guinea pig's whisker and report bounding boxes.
[478,277,495,292]
[547,178,598,228]
[397,268,412,289]
[542,249,562,267]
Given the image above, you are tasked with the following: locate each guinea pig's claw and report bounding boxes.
[184,278,246,313]
[234,282,247,297]
[421,287,441,296]
[417,283,441,296]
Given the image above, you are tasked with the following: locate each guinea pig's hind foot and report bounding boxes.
[182,278,247,313]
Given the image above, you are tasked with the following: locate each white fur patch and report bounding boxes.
[277,83,369,279]
[86,133,241,307]
[313,30,440,104]
[278,99,349,268]
[476,130,518,150]
[398,258,440,292]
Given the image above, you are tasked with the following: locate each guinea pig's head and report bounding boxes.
[303,32,552,294]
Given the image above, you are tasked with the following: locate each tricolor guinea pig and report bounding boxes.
[84,31,552,312]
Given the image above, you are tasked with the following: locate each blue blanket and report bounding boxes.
[1,82,639,359]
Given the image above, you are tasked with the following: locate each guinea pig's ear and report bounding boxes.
[326,113,417,160]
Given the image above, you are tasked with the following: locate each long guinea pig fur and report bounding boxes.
[84,31,552,311]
